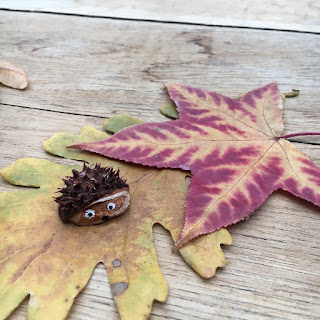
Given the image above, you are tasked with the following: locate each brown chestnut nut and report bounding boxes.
[55,163,130,225]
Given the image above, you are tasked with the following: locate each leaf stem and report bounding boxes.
[280,132,320,139]
[283,89,299,98]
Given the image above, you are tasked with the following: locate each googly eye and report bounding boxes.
[107,202,116,211]
[85,209,95,219]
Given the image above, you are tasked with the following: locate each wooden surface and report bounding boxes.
[1,4,320,320]
[1,0,320,33]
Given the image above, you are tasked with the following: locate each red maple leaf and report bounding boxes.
[69,83,320,249]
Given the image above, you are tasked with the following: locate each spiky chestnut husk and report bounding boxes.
[55,163,128,221]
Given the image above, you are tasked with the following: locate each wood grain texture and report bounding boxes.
[1,11,320,141]
[1,8,320,320]
[1,0,319,33]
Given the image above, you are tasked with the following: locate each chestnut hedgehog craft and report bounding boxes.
[55,163,130,225]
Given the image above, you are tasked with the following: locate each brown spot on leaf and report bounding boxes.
[185,175,191,188]
[110,282,128,296]
[112,259,122,268]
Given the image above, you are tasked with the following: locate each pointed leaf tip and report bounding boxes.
[173,231,196,251]
[160,102,179,119]
[67,142,89,150]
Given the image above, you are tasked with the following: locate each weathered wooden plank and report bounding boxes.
[0,105,103,169]
[1,0,319,33]
[1,11,319,142]
[1,7,320,320]
[1,105,320,320]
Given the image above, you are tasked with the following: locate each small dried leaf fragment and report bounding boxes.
[0,59,28,89]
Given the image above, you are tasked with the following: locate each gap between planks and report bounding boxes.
[0,8,319,36]
[1,102,106,119]
[2,102,319,147]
